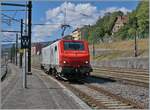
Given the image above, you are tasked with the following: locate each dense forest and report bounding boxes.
[81,1,149,44]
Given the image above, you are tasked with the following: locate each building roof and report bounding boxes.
[116,16,128,24]
[72,28,80,33]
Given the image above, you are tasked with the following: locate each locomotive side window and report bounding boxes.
[64,42,84,50]
[55,46,57,51]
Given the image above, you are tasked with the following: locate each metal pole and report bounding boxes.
[1,3,27,7]
[62,27,65,37]
[1,30,21,33]
[13,44,15,64]
[25,49,27,87]
[10,48,12,63]
[16,34,18,65]
[28,1,32,74]
[23,49,27,88]
[134,31,138,57]
[20,19,23,68]
[92,41,95,58]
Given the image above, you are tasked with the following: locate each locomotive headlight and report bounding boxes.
[63,61,66,64]
[85,61,89,64]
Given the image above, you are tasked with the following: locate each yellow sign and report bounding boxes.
[19,49,24,53]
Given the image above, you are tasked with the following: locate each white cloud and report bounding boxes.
[46,7,61,19]
[3,32,14,37]
[32,2,131,42]
[32,37,48,43]
[100,7,131,17]
[32,2,100,42]
[2,28,16,43]
[119,7,132,14]
[32,24,60,37]
[45,2,99,25]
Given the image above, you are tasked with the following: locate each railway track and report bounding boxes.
[94,66,148,73]
[92,67,149,87]
[32,66,145,109]
[32,65,149,87]
[60,80,144,109]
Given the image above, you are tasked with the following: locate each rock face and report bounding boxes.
[91,57,149,69]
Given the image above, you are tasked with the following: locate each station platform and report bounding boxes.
[1,64,90,109]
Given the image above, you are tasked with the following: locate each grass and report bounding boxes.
[90,38,149,61]
[93,52,120,61]
[90,38,148,50]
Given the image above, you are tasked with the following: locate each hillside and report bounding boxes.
[81,1,149,44]
[114,1,149,40]
[81,11,124,43]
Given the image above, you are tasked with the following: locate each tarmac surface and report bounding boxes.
[1,64,90,109]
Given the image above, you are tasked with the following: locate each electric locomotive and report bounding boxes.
[41,39,92,79]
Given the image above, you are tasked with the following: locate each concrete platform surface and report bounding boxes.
[1,64,90,109]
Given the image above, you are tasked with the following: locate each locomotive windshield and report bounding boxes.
[64,42,84,51]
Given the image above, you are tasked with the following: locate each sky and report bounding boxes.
[1,0,140,44]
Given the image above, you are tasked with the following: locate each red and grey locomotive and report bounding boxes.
[41,39,92,79]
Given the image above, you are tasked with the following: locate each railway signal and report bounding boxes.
[21,35,29,49]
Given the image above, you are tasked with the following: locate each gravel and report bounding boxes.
[86,77,149,108]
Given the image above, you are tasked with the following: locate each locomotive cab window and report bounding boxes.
[64,42,84,51]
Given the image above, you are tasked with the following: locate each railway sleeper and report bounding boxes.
[96,97,109,99]
[101,101,122,104]
[98,99,119,102]
[107,105,133,109]
[104,103,128,106]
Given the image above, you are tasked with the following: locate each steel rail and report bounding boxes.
[93,67,148,74]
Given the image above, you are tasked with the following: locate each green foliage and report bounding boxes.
[114,25,129,40]
[81,1,149,43]
[81,11,124,44]
[116,1,149,39]
[136,1,149,38]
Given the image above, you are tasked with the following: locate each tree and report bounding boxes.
[81,11,124,43]
[81,1,148,43]
[136,1,149,37]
